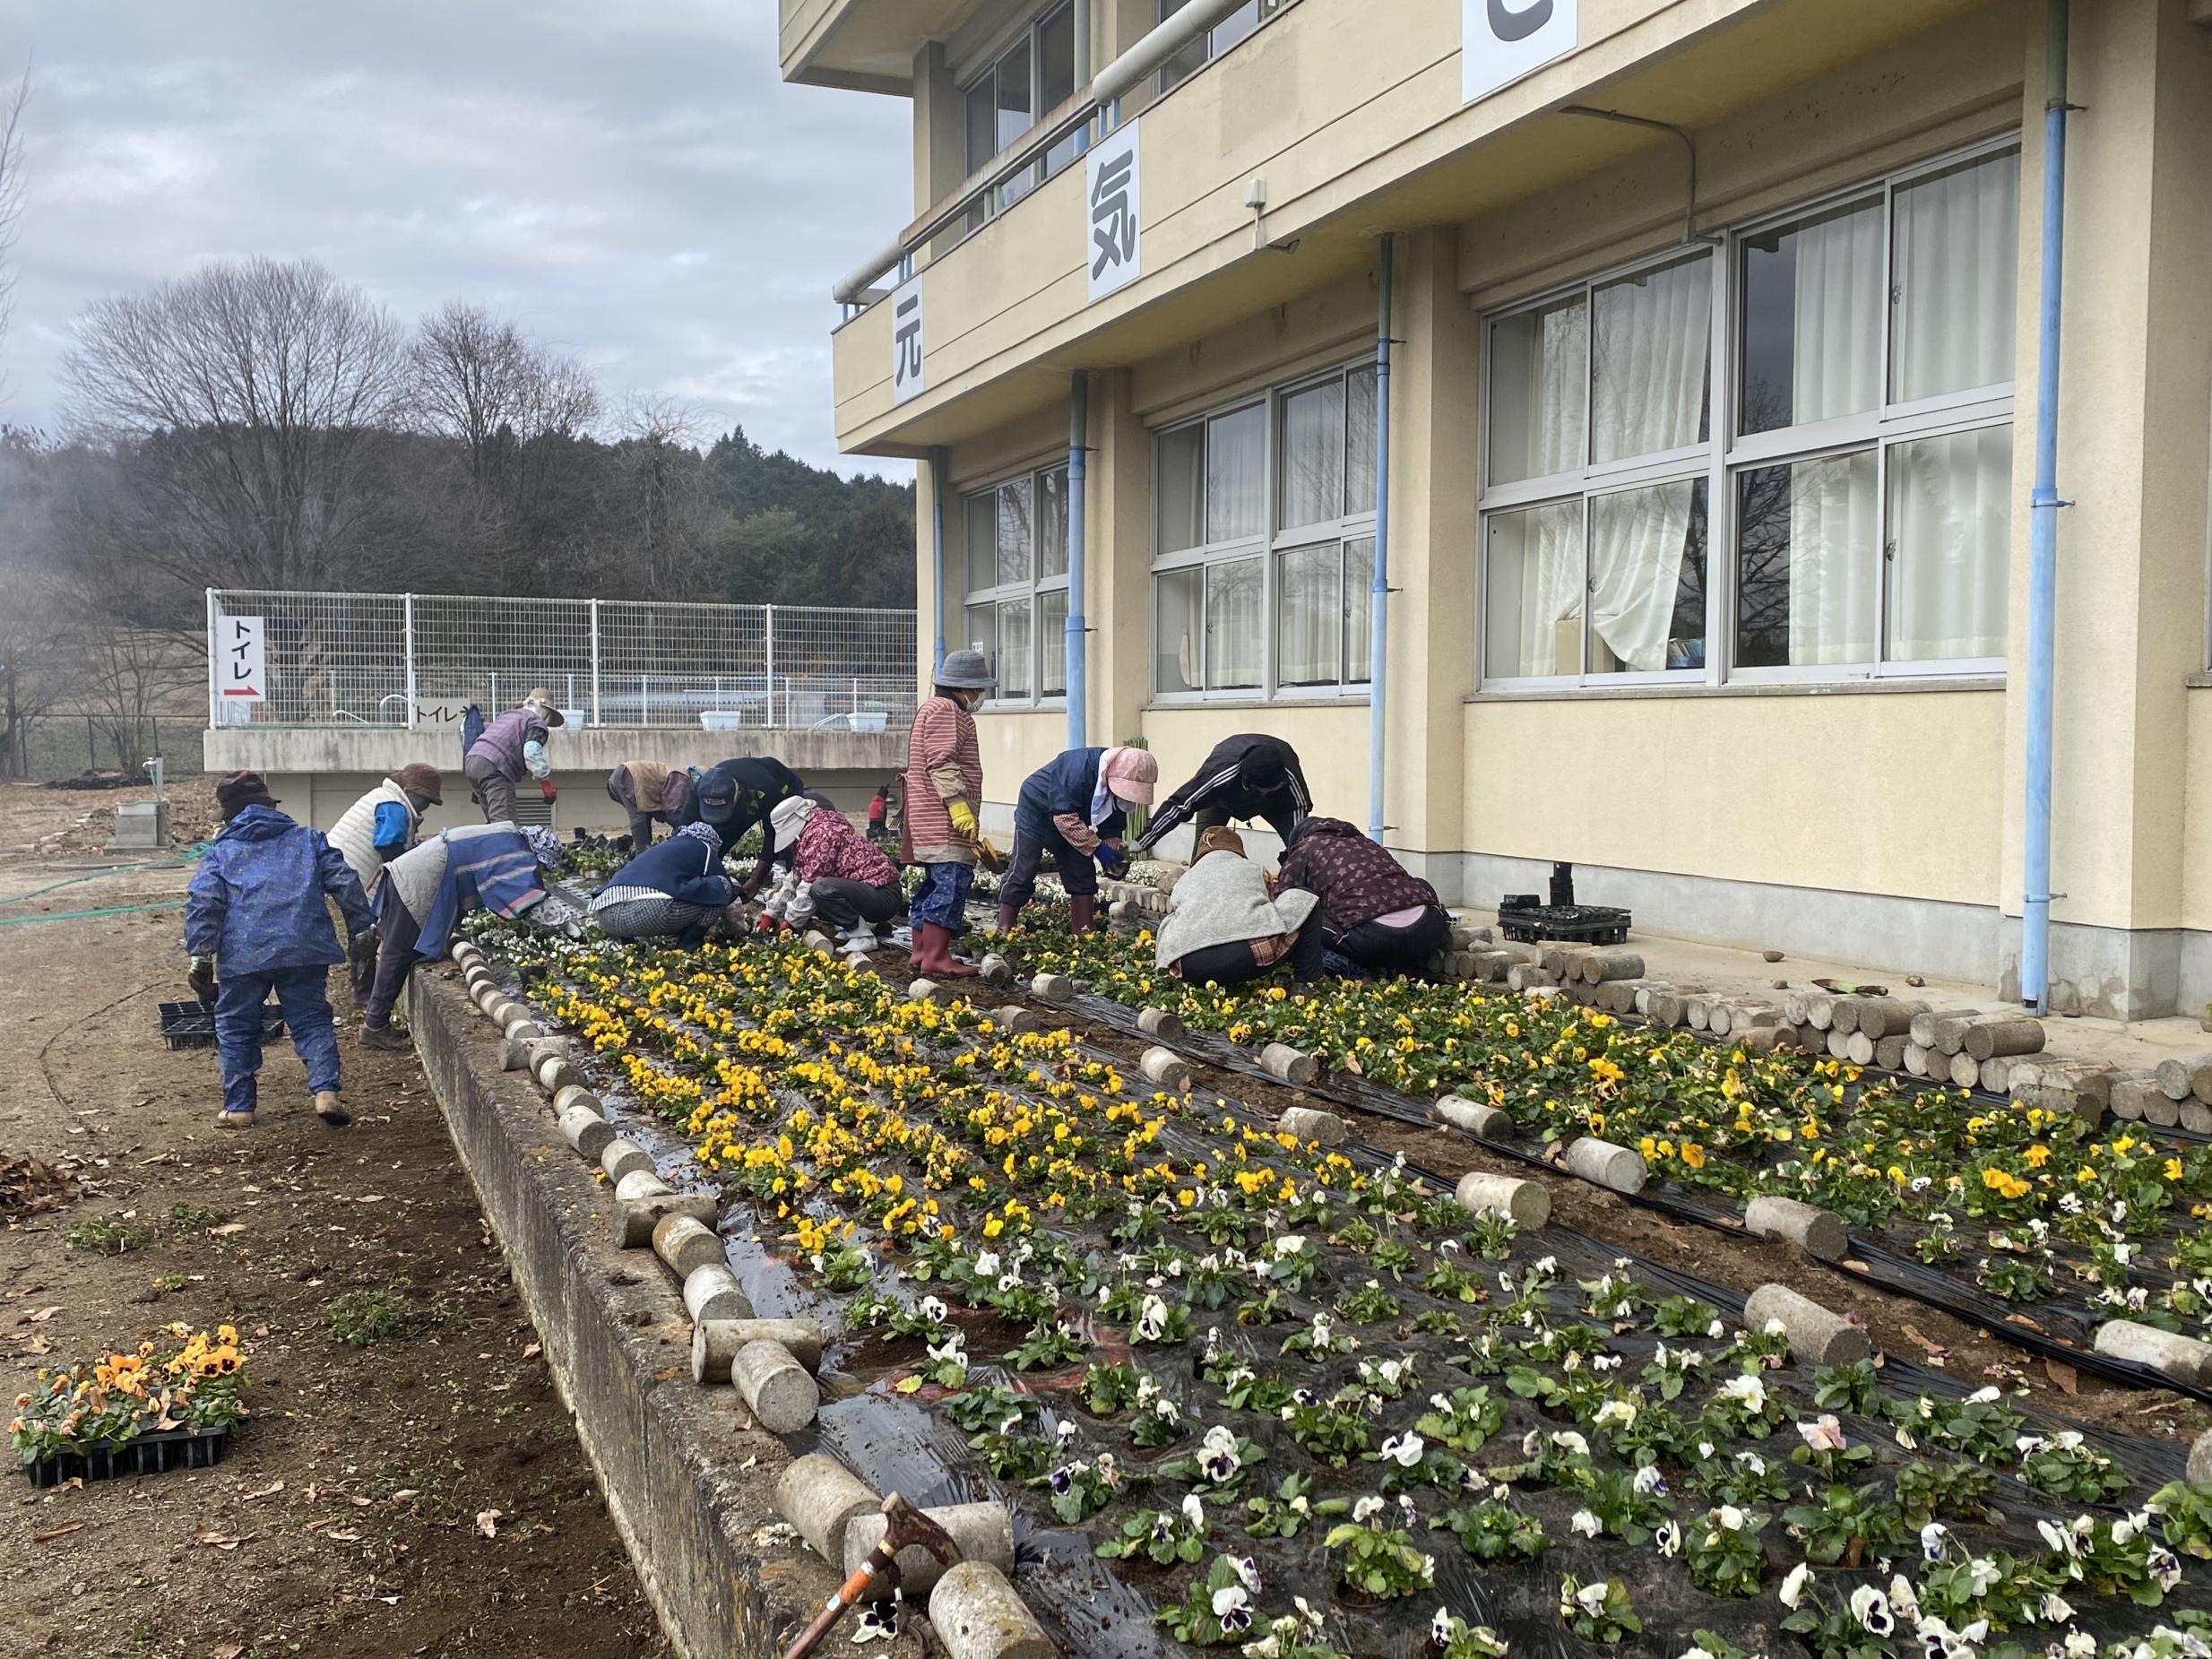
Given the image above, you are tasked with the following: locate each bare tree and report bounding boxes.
[408,300,598,530]
[612,394,714,599]
[0,65,28,390]
[60,256,409,592]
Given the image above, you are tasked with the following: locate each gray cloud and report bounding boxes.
[0,0,914,476]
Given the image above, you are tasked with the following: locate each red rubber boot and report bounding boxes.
[1068,895,1099,934]
[916,921,978,979]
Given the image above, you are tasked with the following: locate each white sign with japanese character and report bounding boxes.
[1464,0,1576,104]
[219,614,266,704]
[1085,120,1142,304]
[890,274,926,405]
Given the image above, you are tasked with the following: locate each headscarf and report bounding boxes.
[1195,826,1247,859]
[769,794,818,851]
[1099,747,1159,807]
[522,825,563,868]
[678,819,723,853]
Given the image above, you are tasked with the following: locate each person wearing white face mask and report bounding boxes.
[997,745,1160,935]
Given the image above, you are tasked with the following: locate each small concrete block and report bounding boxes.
[500,1036,538,1072]
[552,1083,601,1119]
[682,1264,753,1325]
[534,1053,583,1094]
[1455,1171,1550,1229]
[1744,1196,1848,1263]
[989,1006,1041,1035]
[2190,1427,2212,1488]
[1030,972,1076,1005]
[845,1502,1015,1601]
[558,1104,617,1162]
[696,1318,826,1380]
[1139,1046,1193,1091]
[501,1013,540,1041]
[2109,1071,2163,1122]
[1136,1006,1185,1041]
[732,1339,818,1432]
[1260,1043,1318,1086]
[1438,1094,1513,1141]
[907,978,946,1004]
[977,954,1015,988]
[777,1454,878,1564]
[614,1169,671,1203]
[2184,1099,2212,1136]
[652,1213,727,1280]
[1562,1136,1647,1196]
[2093,1320,2212,1387]
[802,930,837,956]
[450,941,480,965]
[1109,898,1141,922]
[614,1192,715,1249]
[1742,1283,1870,1367]
[601,1139,656,1183]
[929,1561,1053,1659]
[1275,1106,1345,1146]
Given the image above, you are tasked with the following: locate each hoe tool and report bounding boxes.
[777,1492,961,1659]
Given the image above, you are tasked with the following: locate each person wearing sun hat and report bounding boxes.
[900,647,993,978]
[997,745,1158,936]
[185,772,376,1129]
[463,688,564,824]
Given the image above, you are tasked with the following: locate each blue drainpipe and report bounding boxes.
[930,445,949,678]
[1366,235,1395,845]
[1067,372,1091,749]
[2020,0,2069,1013]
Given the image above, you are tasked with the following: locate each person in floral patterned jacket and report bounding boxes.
[771,795,906,953]
[1274,816,1450,979]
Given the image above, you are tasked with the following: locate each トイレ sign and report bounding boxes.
[1085,119,1142,304]
[891,274,926,405]
[1464,0,1577,104]
[219,615,265,702]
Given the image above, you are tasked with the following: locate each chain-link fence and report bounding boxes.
[207,590,920,731]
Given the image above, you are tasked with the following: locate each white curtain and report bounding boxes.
[1281,381,1344,531]
[1893,151,2018,403]
[1586,255,1709,670]
[1486,502,1583,677]
[1207,406,1266,542]
[1275,544,1337,686]
[1490,296,1586,485]
[1888,427,2010,660]
[1785,201,1885,662]
[1206,557,1264,688]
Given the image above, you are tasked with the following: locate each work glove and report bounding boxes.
[1096,842,1126,875]
[348,931,378,971]
[540,779,558,803]
[947,799,978,839]
[187,955,217,1007]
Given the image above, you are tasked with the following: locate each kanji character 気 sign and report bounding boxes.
[1085,120,1142,304]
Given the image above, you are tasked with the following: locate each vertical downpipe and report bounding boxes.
[2021,0,2069,1013]
[1366,236,1395,845]
[930,446,950,679]
[1074,0,1093,156]
[204,589,219,729]
[1067,372,1091,749]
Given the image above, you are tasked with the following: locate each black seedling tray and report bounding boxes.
[157,1002,286,1051]
[1497,903,1632,945]
[22,1424,229,1487]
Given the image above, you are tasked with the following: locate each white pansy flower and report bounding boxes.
[1778,1562,1812,1611]
[1569,1509,1602,1539]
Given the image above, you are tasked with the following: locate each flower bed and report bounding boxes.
[471,924,2212,1659]
[10,1324,249,1486]
[983,922,2212,1355]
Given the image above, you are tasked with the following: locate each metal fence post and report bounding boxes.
[204,589,220,728]
[403,593,419,728]
[589,599,602,728]
[765,605,777,730]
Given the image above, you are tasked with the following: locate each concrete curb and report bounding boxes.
[403,967,882,1659]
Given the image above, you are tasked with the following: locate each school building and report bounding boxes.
[778,0,2212,1019]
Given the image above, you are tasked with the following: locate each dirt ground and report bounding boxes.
[0,781,668,1659]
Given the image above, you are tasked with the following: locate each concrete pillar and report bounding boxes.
[1998,1,2212,1017]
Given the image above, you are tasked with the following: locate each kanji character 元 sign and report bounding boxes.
[1464,0,1577,103]
[891,274,926,405]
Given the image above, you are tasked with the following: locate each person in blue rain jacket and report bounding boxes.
[185,772,376,1131]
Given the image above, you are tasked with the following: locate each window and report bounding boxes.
[1478,139,2019,687]
[963,463,1070,705]
[963,4,1079,234]
[1153,361,1378,699]
[1157,0,1292,93]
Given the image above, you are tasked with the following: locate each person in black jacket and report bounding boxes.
[678,756,805,896]
[1132,734,1310,856]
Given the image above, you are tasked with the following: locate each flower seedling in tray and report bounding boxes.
[11,1323,249,1487]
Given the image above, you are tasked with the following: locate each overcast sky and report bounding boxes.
[0,0,913,476]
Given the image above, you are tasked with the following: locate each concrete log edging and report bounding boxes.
[2092,1319,2212,1388]
[844,1502,1015,1601]
[1437,1094,1513,1142]
[1259,1043,1318,1086]
[1275,1106,1345,1147]
[1455,1171,1550,1229]
[402,971,862,1659]
[931,1561,1053,1659]
[1139,1046,1193,1091]
[1743,1196,1848,1263]
[777,1454,878,1565]
[695,1318,827,1382]
[1562,1136,1647,1196]
[1742,1283,1871,1367]
[683,1265,753,1325]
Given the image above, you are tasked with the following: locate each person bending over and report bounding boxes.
[1276,817,1450,978]
[998,745,1158,935]
[1134,734,1309,857]
[589,820,737,946]
[1152,828,1322,988]
[772,796,905,954]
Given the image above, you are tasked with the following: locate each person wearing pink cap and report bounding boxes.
[998,745,1159,934]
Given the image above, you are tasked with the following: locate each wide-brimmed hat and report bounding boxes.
[1100,747,1159,806]
[769,794,818,851]
[215,770,280,818]
[389,763,444,805]
[935,648,996,691]
[523,688,566,727]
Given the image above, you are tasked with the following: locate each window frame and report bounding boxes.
[1150,359,1380,704]
[1475,134,2022,693]
[1155,0,1295,97]
[960,2,1079,237]
[962,460,1070,711]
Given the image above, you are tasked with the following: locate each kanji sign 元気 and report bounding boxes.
[891,274,925,405]
[1464,0,1576,103]
[1085,120,1142,304]
[220,615,266,702]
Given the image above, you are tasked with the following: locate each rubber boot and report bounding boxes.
[996,902,1022,938]
[916,921,978,979]
[1069,895,1098,934]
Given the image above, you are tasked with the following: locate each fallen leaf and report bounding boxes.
[210,1223,246,1237]
[476,1508,503,1539]
[243,1480,285,1501]
[1900,1322,1948,1356]
[391,1488,419,1501]
[25,1306,61,1324]
[2045,1360,2080,1395]
[212,1646,246,1659]
[348,1493,375,1507]
[893,1374,923,1395]
[195,1530,250,1551]
[324,1529,362,1543]
[32,1521,87,1543]
[22,1335,52,1355]
[522,1342,541,1361]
